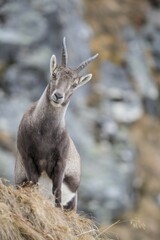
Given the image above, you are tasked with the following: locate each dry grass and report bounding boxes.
[0,179,103,240]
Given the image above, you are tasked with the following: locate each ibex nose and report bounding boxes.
[54,92,64,100]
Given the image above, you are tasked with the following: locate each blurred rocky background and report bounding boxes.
[0,0,160,239]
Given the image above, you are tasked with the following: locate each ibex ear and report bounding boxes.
[50,55,57,75]
[79,74,92,87]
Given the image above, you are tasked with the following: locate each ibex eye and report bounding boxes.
[52,73,56,79]
[72,82,78,88]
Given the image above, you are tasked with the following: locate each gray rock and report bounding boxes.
[4,65,46,101]
[94,116,119,143]
[0,2,47,45]
[102,90,143,123]
[31,0,92,67]
[67,106,136,223]
[0,147,15,183]
[99,61,143,123]
[16,46,52,72]
[0,94,31,135]
[142,9,160,71]
[101,61,132,91]
[123,26,158,100]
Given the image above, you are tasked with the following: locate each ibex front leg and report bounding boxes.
[23,157,39,184]
[52,160,66,208]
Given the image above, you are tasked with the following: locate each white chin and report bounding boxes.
[50,101,61,107]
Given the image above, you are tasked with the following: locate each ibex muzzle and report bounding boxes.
[51,91,64,105]
[15,37,98,210]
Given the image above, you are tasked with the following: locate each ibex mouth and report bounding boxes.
[53,100,59,104]
[51,99,63,107]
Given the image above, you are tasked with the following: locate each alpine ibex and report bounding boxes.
[15,38,98,210]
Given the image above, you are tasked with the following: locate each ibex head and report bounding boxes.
[48,37,98,107]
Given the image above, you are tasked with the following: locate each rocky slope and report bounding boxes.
[84,0,160,239]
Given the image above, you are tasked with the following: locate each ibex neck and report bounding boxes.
[33,86,68,129]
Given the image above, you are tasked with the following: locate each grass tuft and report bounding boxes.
[0,179,101,240]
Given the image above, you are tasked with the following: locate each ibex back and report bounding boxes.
[15,38,98,210]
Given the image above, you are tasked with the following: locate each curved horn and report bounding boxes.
[61,37,68,67]
[75,53,99,73]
